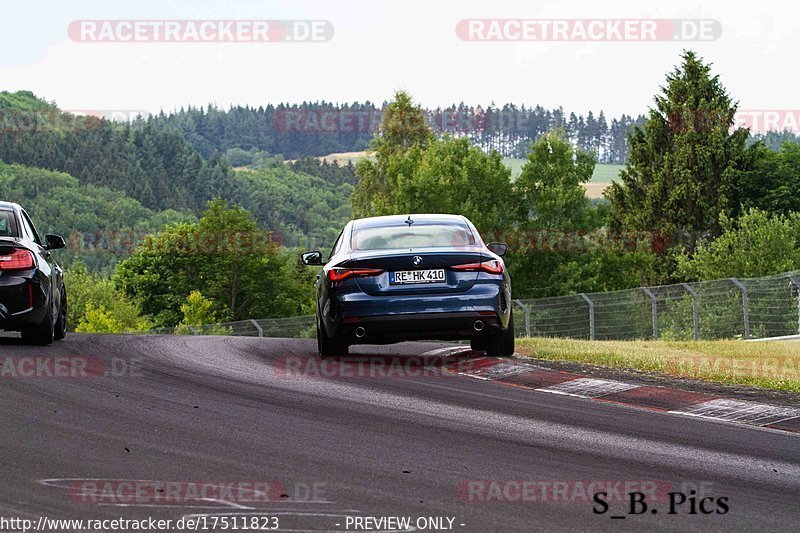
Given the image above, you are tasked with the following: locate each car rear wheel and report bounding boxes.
[21,296,55,345]
[54,285,67,341]
[470,337,488,351]
[317,314,349,358]
[485,310,515,357]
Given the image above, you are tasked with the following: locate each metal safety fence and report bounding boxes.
[142,271,800,342]
[513,270,800,341]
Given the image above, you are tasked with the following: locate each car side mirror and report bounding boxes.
[487,242,508,257]
[301,250,324,265]
[45,234,66,250]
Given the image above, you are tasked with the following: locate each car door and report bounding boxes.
[319,228,345,329]
[19,209,60,311]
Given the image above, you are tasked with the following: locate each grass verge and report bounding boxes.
[516,338,800,392]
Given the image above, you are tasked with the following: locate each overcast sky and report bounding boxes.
[1,0,797,118]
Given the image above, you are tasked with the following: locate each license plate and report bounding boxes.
[390,269,446,284]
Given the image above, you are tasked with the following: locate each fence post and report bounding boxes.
[514,300,531,338]
[188,326,198,335]
[681,283,700,341]
[789,276,800,335]
[579,293,595,341]
[642,287,659,340]
[730,278,751,340]
[250,319,264,337]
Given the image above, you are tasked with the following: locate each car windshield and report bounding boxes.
[0,210,17,237]
[352,224,476,250]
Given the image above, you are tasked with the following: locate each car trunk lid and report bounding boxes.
[341,247,487,295]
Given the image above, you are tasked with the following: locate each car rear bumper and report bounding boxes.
[340,311,501,344]
[329,282,509,343]
[0,273,47,330]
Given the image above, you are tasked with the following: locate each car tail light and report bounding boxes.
[0,249,35,271]
[327,268,384,282]
[451,260,504,274]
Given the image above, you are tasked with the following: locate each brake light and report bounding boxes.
[0,249,34,271]
[451,260,504,274]
[327,268,384,282]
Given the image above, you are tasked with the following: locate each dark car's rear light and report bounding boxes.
[328,268,384,282]
[0,249,35,271]
[451,260,504,274]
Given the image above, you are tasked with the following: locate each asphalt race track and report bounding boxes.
[1,333,799,532]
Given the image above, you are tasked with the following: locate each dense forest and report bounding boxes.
[148,101,645,162]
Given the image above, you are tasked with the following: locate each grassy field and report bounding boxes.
[502,159,623,184]
[516,338,800,392]
[590,163,624,183]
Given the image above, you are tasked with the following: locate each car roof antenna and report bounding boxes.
[405,216,414,226]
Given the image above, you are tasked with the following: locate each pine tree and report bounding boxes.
[606,51,759,250]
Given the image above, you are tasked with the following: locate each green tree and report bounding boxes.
[174,290,230,335]
[115,200,314,327]
[515,129,595,230]
[75,304,125,333]
[606,51,759,250]
[351,91,434,217]
[676,209,800,280]
[64,263,152,332]
[351,92,513,231]
[739,141,800,216]
[389,136,514,231]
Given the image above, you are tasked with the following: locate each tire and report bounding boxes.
[486,310,515,357]
[500,309,515,356]
[317,313,349,358]
[54,285,67,341]
[21,296,55,345]
[470,337,488,351]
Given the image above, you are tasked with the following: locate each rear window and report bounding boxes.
[352,224,476,250]
[0,210,17,237]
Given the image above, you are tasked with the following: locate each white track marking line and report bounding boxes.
[420,346,472,357]
[669,398,800,426]
[536,377,640,398]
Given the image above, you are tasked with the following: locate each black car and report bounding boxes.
[0,202,67,344]
[302,214,514,357]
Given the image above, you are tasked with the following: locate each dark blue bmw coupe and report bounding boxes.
[302,214,514,357]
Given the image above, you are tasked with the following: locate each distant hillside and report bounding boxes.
[232,163,353,249]
[0,161,195,273]
[0,91,237,213]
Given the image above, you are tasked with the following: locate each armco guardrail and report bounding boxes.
[143,270,800,342]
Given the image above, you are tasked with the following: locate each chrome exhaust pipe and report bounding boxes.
[473,320,484,332]
[354,326,366,338]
